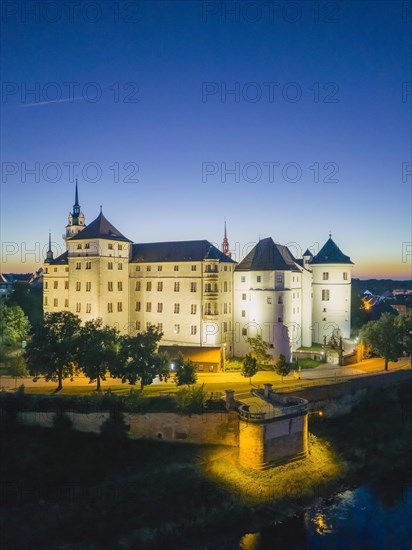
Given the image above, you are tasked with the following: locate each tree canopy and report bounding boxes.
[77,319,120,391]
[274,354,290,382]
[0,299,30,352]
[247,334,271,366]
[25,311,81,391]
[174,352,197,386]
[241,354,258,384]
[113,325,169,390]
[360,312,411,371]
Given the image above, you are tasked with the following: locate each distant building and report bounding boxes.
[0,274,12,297]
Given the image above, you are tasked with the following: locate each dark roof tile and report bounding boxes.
[68,212,132,242]
[235,237,299,271]
[311,238,353,265]
[131,240,235,263]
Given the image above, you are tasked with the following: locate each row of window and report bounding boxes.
[134,302,232,315]
[44,267,69,274]
[76,243,124,250]
[134,264,232,272]
[45,298,91,313]
[323,272,348,281]
[134,321,231,333]
[134,281,231,292]
[75,262,124,270]
[240,274,286,285]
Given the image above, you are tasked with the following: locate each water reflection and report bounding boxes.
[237,483,412,550]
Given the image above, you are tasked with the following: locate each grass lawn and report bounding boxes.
[297,358,323,369]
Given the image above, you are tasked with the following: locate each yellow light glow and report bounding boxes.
[313,512,333,535]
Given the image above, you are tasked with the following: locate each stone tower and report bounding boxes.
[310,234,353,343]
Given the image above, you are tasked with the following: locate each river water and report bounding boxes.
[238,486,412,550]
[220,482,412,550]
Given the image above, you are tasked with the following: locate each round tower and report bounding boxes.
[310,234,353,343]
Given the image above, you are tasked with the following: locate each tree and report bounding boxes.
[0,300,30,352]
[360,312,411,371]
[8,354,28,389]
[25,311,81,391]
[113,325,169,391]
[241,354,258,384]
[174,352,197,386]
[247,334,270,367]
[274,354,290,382]
[77,319,119,391]
[8,282,43,325]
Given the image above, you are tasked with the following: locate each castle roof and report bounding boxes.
[235,237,300,272]
[303,249,313,257]
[131,240,236,263]
[68,212,132,243]
[47,251,68,265]
[311,237,353,265]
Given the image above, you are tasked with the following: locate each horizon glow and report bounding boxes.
[1,1,411,281]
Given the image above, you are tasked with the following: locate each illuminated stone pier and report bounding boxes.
[238,384,309,470]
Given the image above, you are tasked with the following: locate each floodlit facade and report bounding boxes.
[43,187,353,361]
[233,236,354,360]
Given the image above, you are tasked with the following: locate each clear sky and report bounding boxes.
[1,0,411,279]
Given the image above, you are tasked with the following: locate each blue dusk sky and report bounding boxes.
[1,0,411,278]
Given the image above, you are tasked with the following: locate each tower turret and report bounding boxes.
[65,179,86,240]
[45,233,54,262]
[310,234,354,342]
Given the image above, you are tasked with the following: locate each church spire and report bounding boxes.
[46,232,54,262]
[222,220,231,257]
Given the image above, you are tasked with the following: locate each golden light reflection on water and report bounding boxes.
[239,532,261,549]
[311,512,333,535]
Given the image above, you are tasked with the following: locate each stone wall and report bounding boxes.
[238,413,308,470]
[15,410,239,446]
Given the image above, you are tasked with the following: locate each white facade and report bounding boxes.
[311,263,352,342]
[232,237,353,361]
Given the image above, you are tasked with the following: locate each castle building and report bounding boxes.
[233,236,353,360]
[43,187,353,363]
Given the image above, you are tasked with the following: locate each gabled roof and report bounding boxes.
[303,249,313,257]
[235,237,300,272]
[47,251,68,265]
[68,212,132,243]
[131,240,235,263]
[311,238,353,265]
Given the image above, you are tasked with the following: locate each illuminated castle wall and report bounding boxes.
[233,237,353,361]
[43,187,353,360]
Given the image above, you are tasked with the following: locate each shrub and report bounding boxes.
[100,408,130,439]
[175,383,207,414]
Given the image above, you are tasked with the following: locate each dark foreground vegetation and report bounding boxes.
[1,382,411,550]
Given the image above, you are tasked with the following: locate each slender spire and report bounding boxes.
[100,205,103,213]
[222,219,230,257]
[72,179,80,218]
[74,178,79,206]
[329,230,332,239]
[46,232,54,261]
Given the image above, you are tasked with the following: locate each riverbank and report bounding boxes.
[1,380,411,549]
